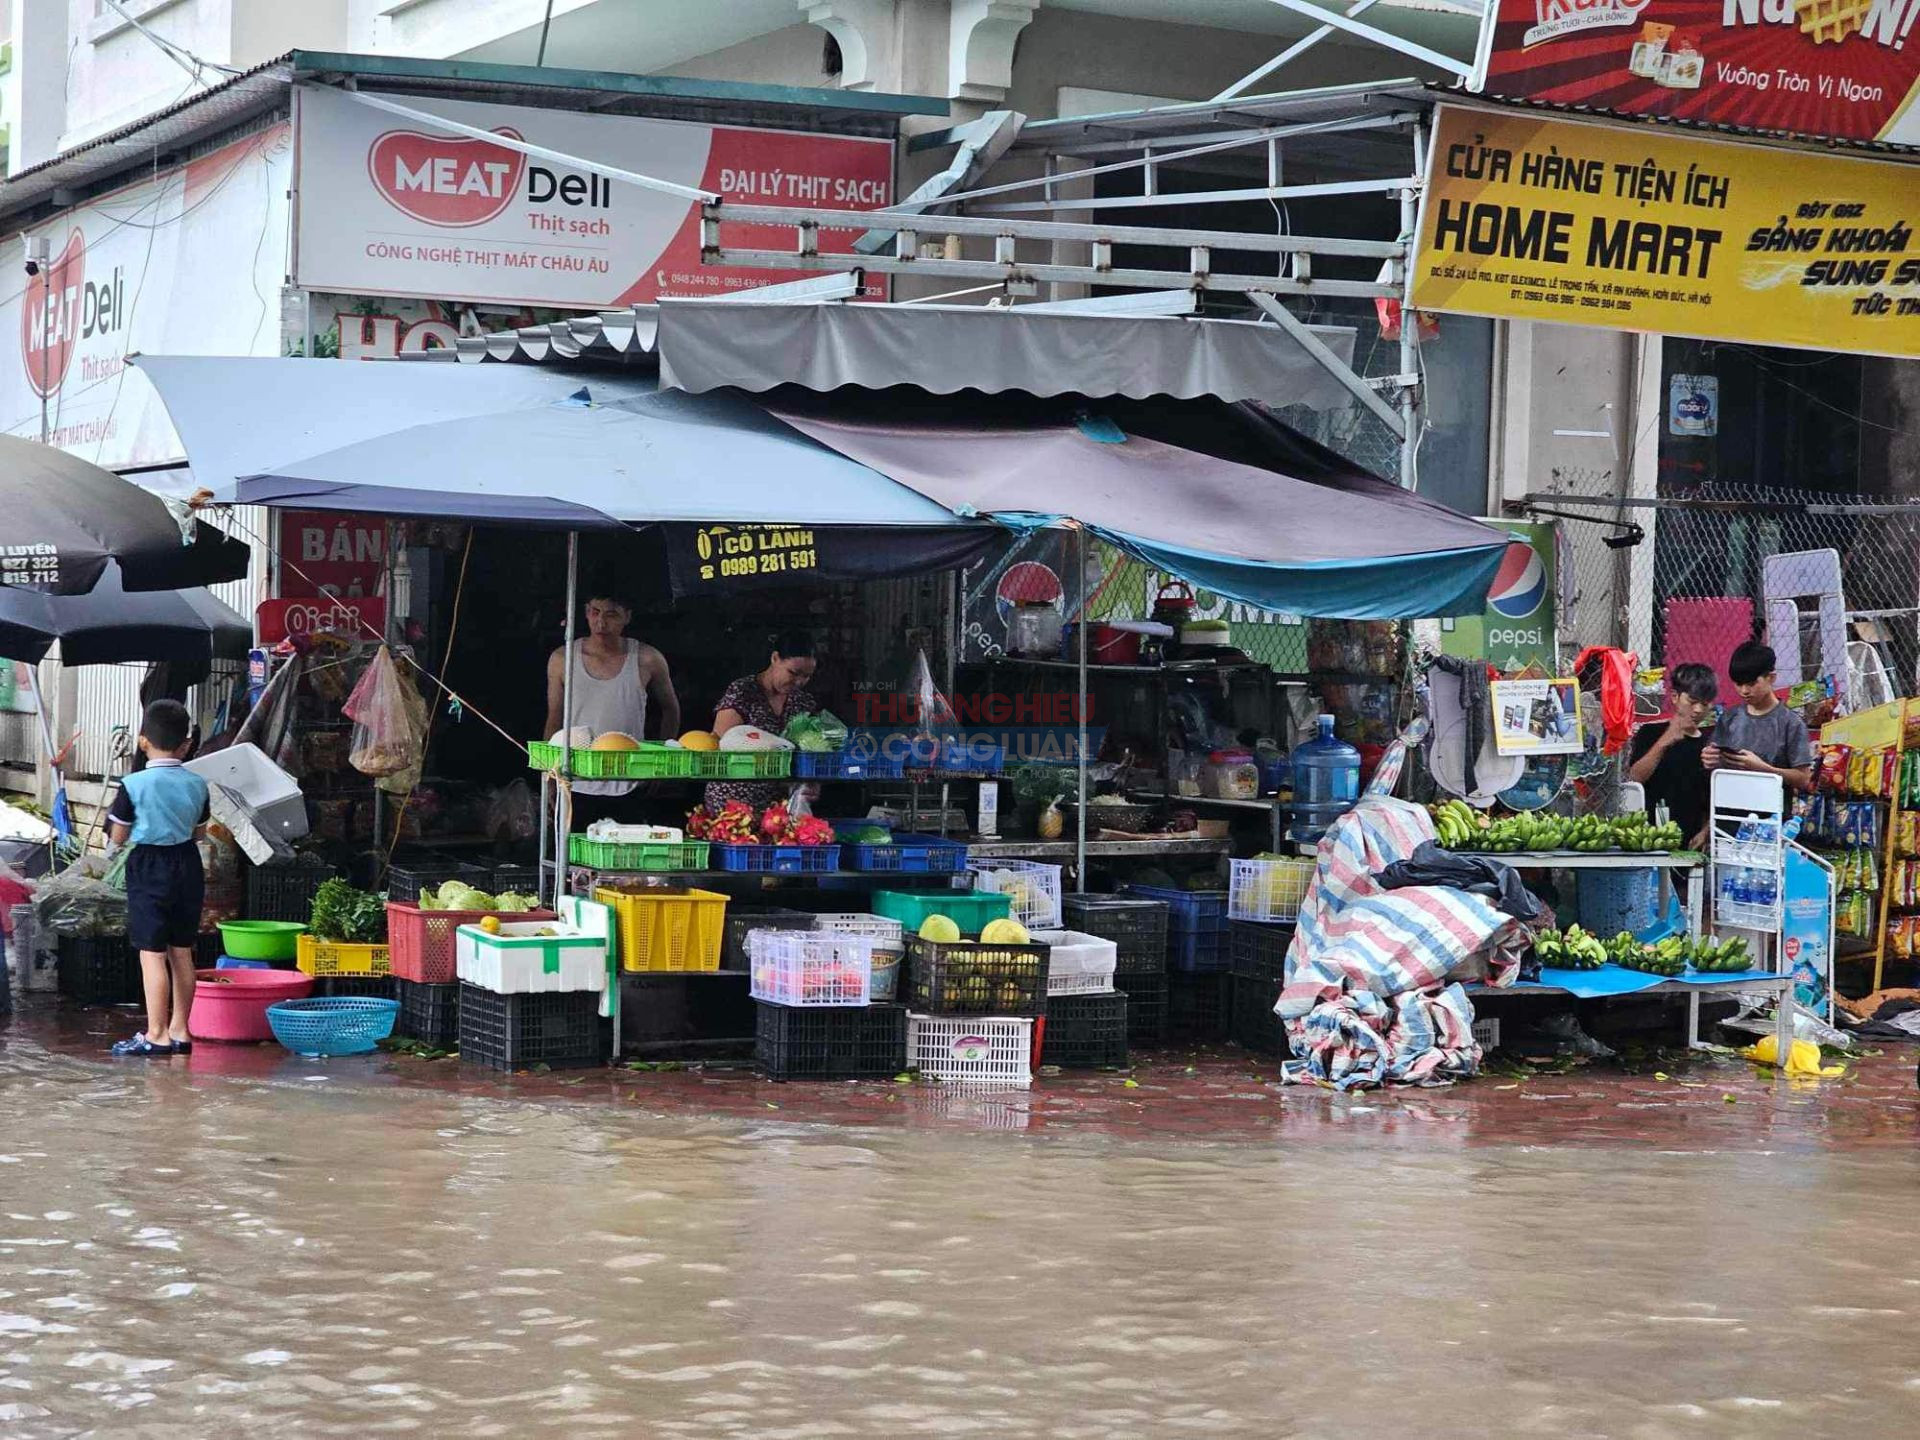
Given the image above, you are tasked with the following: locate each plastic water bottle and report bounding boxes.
[1290,714,1360,846]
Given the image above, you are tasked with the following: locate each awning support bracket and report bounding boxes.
[1248,294,1407,441]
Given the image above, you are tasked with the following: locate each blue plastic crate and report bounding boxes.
[1170,931,1230,973]
[1124,885,1228,972]
[794,750,907,782]
[937,737,1004,774]
[840,834,969,874]
[709,844,843,874]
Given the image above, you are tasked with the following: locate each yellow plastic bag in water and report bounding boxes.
[1741,1035,1845,1079]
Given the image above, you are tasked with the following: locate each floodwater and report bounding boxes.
[3,1035,1920,1437]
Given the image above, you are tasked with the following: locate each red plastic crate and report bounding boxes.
[385,901,556,984]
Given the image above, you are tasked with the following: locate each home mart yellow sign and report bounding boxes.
[1412,106,1920,360]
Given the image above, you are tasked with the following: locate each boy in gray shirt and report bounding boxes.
[1701,641,1813,793]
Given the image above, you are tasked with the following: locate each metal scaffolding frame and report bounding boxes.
[696,81,1435,490]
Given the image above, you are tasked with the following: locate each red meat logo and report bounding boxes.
[20,228,84,399]
[366,126,526,227]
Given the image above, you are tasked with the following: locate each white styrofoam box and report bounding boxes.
[186,742,309,840]
[748,930,877,1007]
[456,896,611,997]
[965,858,1063,928]
[1032,929,1117,996]
[1228,856,1315,923]
[907,1013,1033,1087]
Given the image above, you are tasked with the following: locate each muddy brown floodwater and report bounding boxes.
[3,1029,1920,1437]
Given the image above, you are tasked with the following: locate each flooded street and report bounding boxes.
[4,1029,1920,1437]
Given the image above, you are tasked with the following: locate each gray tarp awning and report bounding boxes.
[657,301,1361,410]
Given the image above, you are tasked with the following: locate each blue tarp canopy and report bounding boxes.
[133,356,1503,618]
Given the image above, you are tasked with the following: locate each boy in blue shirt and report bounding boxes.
[107,700,210,1056]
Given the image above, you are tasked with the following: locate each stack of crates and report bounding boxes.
[245,853,339,923]
[1063,894,1168,1045]
[878,887,1045,1087]
[746,915,906,1080]
[1034,929,1126,1069]
[455,896,612,1071]
[1227,919,1293,1058]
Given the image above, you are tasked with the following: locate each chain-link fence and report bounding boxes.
[1519,481,1920,708]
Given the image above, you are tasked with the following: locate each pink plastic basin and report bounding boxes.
[190,968,315,1043]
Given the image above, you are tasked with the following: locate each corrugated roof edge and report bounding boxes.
[1431,84,1920,163]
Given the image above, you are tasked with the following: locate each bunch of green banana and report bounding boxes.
[1689,934,1753,972]
[1428,799,1484,848]
[1437,809,1688,854]
[1613,931,1688,976]
[1534,923,1606,969]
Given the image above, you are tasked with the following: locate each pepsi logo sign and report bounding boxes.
[21,229,85,399]
[1488,540,1548,620]
[368,127,527,228]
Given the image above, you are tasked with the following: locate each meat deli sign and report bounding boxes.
[294,86,893,307]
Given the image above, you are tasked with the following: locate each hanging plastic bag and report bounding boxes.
[344,646,427,786]
[906,648,961,766]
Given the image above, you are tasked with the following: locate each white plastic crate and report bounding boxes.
[456,896,611,998]
[1229,857,1315,923]
[966,858,1063,928]
[1472,1016,1500,1051]
[907,1013,1034,1087]
[748,930,877,1007]
[812,913,905,947]
[1033,929,1118,996]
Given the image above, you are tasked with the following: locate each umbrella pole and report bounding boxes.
[1076,524,1087,893]
[557,532,578,905]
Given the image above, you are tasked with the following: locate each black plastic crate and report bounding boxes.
[246,854,340,923]
[1063,895,1168,972]
[487,862,540,896]
[1166,971,1230,1043]
[396,979,460,1048]
[1040,991,1129,1069]
[458,984,608,1072]
[1229,919,1294,983]
[1111,968,1168,1045]
[905,937,1048,1017]
[385,859,490,904]
[193,932,222,968]
[722,908,815,973]
[313,974,397,1001]
[56,934,140,1005]
[755,1001,907,1080]
[1228,973,1290,1057]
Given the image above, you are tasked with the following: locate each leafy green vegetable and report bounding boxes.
[310,877,387,943]
[492,892,540,913]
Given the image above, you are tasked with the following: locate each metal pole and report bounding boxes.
[1076,524,1088,892]
[39,278,49,446]
[557,533,577,900]
[1397,119,1426,491]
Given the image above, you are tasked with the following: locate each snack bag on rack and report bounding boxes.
[1860,846,1880,895]
[1837,896,1859,937]
[1894,917,1916,962]
[1882,749,1899,799]
[1818,744,1851,793]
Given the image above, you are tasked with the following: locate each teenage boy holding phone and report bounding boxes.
[1702,640,1814,794]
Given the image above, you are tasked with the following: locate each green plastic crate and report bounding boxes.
[528,741,791,781]
[871,888,1012,937]
[567,834,710,871]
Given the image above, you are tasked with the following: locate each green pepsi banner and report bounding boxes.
[1438,520,1557,673]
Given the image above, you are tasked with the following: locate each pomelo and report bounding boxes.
[917,914,962,943]
[980,918,1031,945]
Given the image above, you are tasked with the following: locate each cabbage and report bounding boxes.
[435,881,496,912]
[493,892,540,913]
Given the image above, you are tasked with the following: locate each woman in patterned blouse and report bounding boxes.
[704,629,822,814]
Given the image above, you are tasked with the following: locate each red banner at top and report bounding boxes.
[1474,0,1920,143]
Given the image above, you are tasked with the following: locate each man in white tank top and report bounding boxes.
[544,590,681,823]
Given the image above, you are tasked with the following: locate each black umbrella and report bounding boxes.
[0,559,251,665]
[0,434,250,594]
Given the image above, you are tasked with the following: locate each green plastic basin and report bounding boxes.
[218,919,307,961]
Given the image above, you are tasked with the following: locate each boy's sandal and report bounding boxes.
[109,1034,175,1057]
[169,1040,193,1054]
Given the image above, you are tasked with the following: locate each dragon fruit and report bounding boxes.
[790,816,837,848]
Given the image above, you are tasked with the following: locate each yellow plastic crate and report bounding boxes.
[594,886,728,972]
[296,933,391,976]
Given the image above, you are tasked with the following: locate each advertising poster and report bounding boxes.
[1781,843,1833,1011]
[1412,106,1920,359]
[0,125,291,469]
[1668,373,1719,435]
[1438,520,1558,673]
[293,86,893,309]
[1473,0,1920,145]
[1492,677,1586,754]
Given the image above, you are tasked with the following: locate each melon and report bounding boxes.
[917,914,962,943]
[548,727,593,749]
[590,731,641,752]
[678,730,719,752]
[980,918,1031,945]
